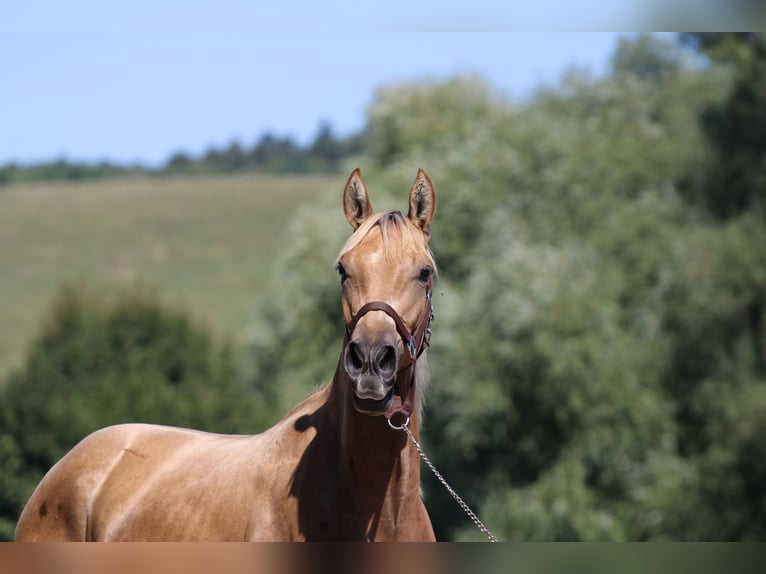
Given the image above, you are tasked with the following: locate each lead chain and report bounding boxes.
[389,417,500,543]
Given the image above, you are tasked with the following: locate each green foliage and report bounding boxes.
[0,160,133,185]
[366,76,507,168]
[248,133,314,173]
[0,284,276,540]
[612,34,685,84]
[175,125,366,176]
[687,33,766,220]
[425,213,682,540]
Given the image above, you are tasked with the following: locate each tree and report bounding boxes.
[680,33,766,219]
[612,33,684,84]
[309,121,342,171]
[165,151,193,173]
[221,140,248,172]
[250,132,310,173]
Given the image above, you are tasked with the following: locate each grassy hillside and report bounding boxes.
[0,173,338,378]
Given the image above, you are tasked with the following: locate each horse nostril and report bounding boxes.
[376,344,397,375]
[346,342,366,373]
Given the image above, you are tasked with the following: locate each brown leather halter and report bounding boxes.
[343,276,434,423]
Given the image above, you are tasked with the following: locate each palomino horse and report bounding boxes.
[15,168,438,541]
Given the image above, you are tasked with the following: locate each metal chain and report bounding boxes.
[388,417,500,542]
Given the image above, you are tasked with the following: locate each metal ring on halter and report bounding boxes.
[387,415,410,431]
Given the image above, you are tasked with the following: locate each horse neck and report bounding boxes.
[327,360,422,494]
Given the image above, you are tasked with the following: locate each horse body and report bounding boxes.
[17,382,430,541]
[16,168,437,542]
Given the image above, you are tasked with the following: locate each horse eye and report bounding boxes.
[418,267,432,283]
[337,263,348,282]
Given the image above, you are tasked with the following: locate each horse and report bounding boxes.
[15,168,438,542]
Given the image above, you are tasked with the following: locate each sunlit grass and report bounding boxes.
[0,173,339,379]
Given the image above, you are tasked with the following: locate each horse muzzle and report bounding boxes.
[344,339,399,413]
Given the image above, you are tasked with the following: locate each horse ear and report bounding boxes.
[343,168,374,229]
[408,168,436,237]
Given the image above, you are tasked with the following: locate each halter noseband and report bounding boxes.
[343,277,434,421]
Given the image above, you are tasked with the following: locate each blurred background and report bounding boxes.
[1,11,765,541]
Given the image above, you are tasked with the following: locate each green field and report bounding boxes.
[0,173,338,378]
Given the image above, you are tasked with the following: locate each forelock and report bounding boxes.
[336,211,436,272]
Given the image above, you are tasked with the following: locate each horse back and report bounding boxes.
[15,389,327,541]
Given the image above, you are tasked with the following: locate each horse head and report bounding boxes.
[336,168,436,416]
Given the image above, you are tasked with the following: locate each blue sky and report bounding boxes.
[2,2,647,166]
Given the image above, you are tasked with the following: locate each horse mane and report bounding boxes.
[413,352,430,423]
[336,210,436,421]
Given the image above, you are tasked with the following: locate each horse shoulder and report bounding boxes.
[240,389,332,540]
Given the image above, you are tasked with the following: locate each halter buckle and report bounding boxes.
[406,336,417,360]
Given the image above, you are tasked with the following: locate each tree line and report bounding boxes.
[0,122,365,185]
